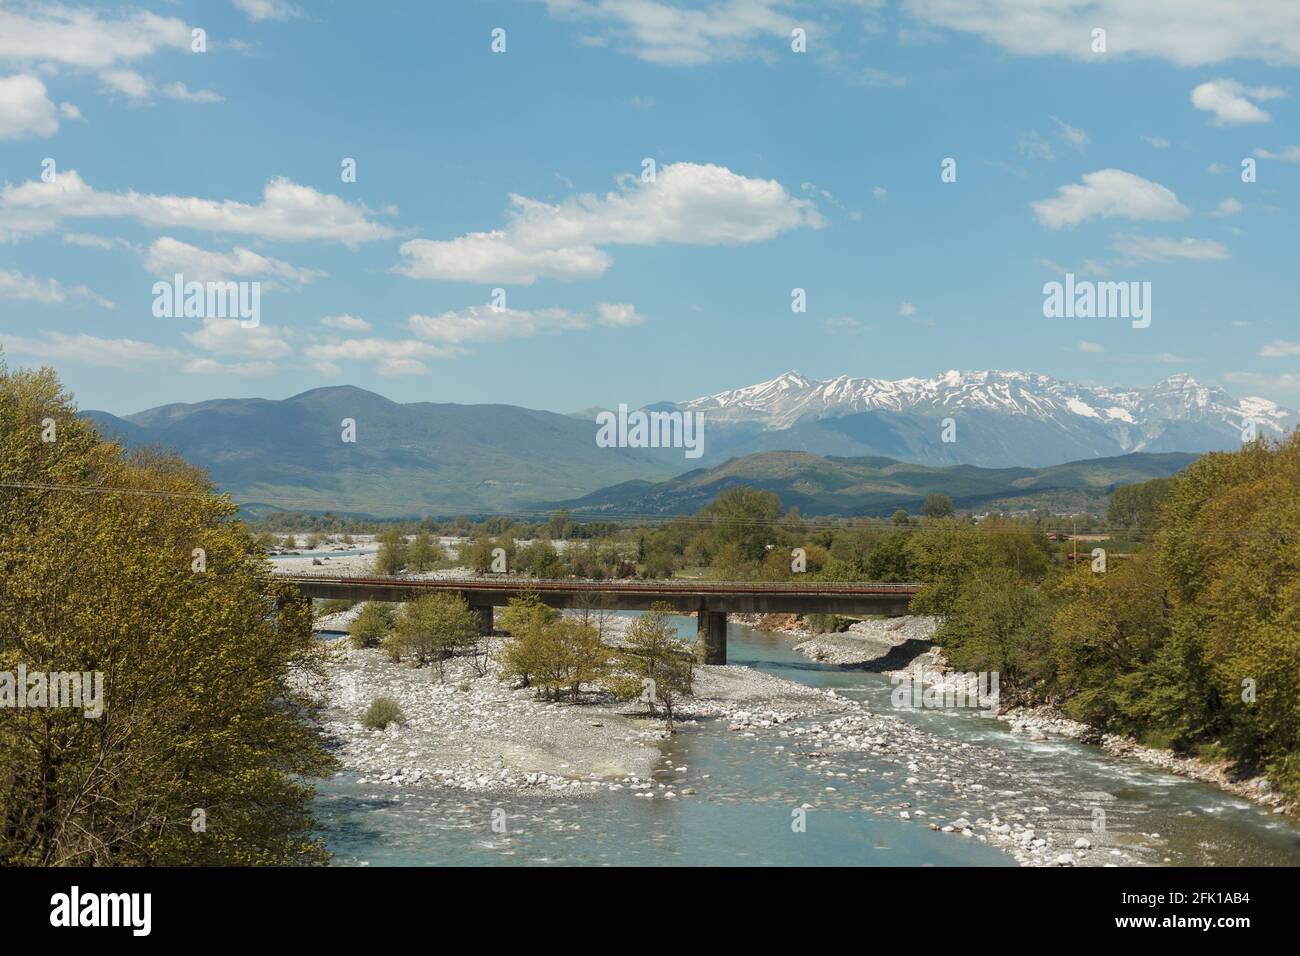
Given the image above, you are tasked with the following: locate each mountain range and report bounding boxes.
[664,370,1296,469]
[81,369,1295,516]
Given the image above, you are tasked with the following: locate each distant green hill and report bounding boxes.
[82,386,682,516]
[540,449,1199,517]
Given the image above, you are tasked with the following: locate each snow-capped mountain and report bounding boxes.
[673,370,1296,468]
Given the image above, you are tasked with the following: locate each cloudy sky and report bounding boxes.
[0,0,1297,415]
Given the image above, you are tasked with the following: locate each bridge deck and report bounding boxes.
[282,574,918,614]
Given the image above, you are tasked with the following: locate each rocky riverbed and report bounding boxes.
[783,614,1295,819]
[300,610,1195,865]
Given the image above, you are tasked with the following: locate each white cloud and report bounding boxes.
[0,170,396,246]
[0,268,114,309]
[1031,169,1189,229]
[872,186,887,201]
[409,304,590,344]
[160,82,223,104]
[234,0,304,23]
[1140,135,1170,149]
[1052,116,1089,150]
[1191,79,1285,125]
[145,237,325,287]
[1213,198,1243,217]
[1260,340,1300,358]
[183,317,293,359]
[59,102,81,120]
[1225,371,1300,395]
[304,337,457,377]
[98,68,151,99]
[1110,234,1230,263]
[0,6,192,70]
[540,0,801,66]
[0,331,180,367]
[98,69,223,104]
[396,162,823,283]
[825,316,865,334]
[62,232,133,251]
[321,314,372,332]
[1253,145,1300,162]
[0,73,58,139]
[595,302,645,327]
[1017,130,1055,161]
[1077,340,1105,353]
[903,0,1300,67]
[183,358,278,376]
[898,302,916,317]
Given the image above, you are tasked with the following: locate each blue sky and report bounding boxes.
[0,0,1297,416]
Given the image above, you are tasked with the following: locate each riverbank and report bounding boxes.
[301,615,852,799]
[781,615,1296,818]
[302,613,1191,865]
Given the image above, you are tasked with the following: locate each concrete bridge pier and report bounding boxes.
[696,609,727,665]
[469,602,494,636]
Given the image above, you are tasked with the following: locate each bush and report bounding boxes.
[804,613,848,634]
[361,697,406,730]
[349,602,394,649]
[390,593,479,672]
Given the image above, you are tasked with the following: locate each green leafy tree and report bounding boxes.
[922,493,955,518]
[375,528,408,575]
[607,604,695,731]
[349,602,395,649]
[390,593,479,676]
[702,486,783,565]
[407,532,443,572]
[0,360,336,865]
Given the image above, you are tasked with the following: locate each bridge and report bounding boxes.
[281,575,920,664]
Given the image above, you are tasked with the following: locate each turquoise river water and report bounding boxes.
[312,616,1300,866]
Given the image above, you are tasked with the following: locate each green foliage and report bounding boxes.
[933,567,1052,696]
[390,593,478,672]
[375,527,408,575]
[804,613,849,634]
[607,604,695,731]
[349,602,394,649]
[361,697,406,731]
[1107,476,1176,530]
[0,360,336,866]
[406,532,443,572]
[922,493,955,518]
[700,486,783,564]
[462,536,514,573]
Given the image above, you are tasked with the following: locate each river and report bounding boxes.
[312,616,1300,866]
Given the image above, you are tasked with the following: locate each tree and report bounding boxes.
[934,566,1051,699]
[349,602,394,649]
[546,508,573,541]
[375,528,408,575]
[462,536,513,574]
[922,493,955,518]
[891,509,911,526]
[608,604,695,731]
[407,532,443,572]
[390,593,479,677]
[865,530,913,581]
[499,590,561,688]
[702,486,783,565]
[527,618,612,702]
[0,360,335,865]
